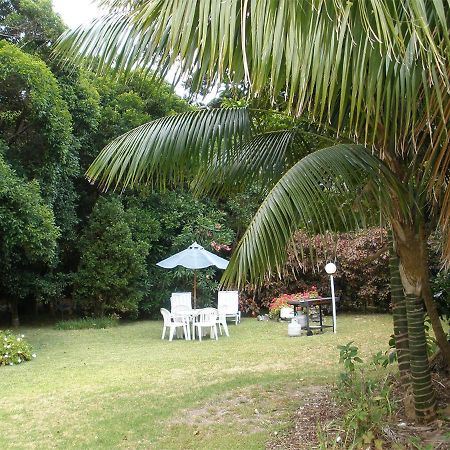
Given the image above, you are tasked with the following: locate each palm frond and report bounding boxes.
[191,127,313,196]
[55,1,449,154]
[59,0,450,263]
[221,144,402,286]
[86,107,251,191]
[416,68,450,266]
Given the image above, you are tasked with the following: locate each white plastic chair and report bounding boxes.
[216,311,230,337]
[193,308,218,341]
[171,306,193,340]
[160,308,189,341]
[170,292,192,312]
[217,291,241,324]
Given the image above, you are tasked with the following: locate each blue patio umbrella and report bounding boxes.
[156,242,229,308]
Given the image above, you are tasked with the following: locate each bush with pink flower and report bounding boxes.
[268,286,320,319]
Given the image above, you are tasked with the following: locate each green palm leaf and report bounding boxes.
[221,144,402,286]
[56,1,450,260]
[86,107,251,191]
[191,127,314,196]
[55,1,449,151]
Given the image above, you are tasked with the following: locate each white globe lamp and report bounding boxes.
[325,262,337,333]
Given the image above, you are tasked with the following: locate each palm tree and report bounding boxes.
[56,1,449,423]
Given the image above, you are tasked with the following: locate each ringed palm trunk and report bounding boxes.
[392,221,436,423]
[404,292,436,422]
[388,232,411,383]
[388,230,415,418]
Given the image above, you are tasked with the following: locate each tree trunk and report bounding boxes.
[418,236,450,368]
[404,292,436,422]
[10,299,20,328]
[388,232,411,385]
[389,232,416,419]
[393,221,436,423]
[95,296,105,317]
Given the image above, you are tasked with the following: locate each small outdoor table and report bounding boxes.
[287,297,340,335]
[173,308,226,340]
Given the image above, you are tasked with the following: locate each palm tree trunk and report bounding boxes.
[388,232,411,385]
[422,282,450,368]
[418,234,450,368]
[404,292,436,422]
[393,221,436,422]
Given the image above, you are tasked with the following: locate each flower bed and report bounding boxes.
[268,287,319,319]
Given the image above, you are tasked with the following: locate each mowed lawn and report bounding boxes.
[1,315,393,449]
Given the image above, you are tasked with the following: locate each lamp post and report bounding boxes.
[325,262,337,333]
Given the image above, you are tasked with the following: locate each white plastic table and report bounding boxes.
[173,308,228,340]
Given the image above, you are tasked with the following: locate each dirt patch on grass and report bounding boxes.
[165,384,331,441]
[266,386,340,449]
[167,385,302,432]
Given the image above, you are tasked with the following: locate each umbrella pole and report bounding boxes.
[193,271,197,309]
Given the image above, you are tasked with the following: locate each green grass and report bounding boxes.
[0,314,393,449]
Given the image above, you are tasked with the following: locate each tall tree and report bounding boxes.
[56,1,449,422]
[0,152,59,326]
[0,40,72,202]
[73,196,148,317]
[0,0,66,57]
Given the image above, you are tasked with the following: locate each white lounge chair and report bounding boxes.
[160,308,189,341]
[218,291,241,325]
[170,292,192,312]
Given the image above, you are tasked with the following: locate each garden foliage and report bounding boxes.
[243,228,390,315]
[0,0,194,323]
[0,40,72,201]
[0,0,65,57]
[317,342,395,449]
[74,196,149,317]
[0,330,34,366]
[0,153,59,325]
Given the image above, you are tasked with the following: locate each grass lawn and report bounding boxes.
[1,314,393,449]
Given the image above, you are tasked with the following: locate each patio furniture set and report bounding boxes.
[161,291,241,342]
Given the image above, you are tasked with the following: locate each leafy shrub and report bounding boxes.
[317,342,395,449]
[54,316,119,330]
[431,270,450,328]
[1,330,35,366]
[242,227,389,315]
[0,153,60,326]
